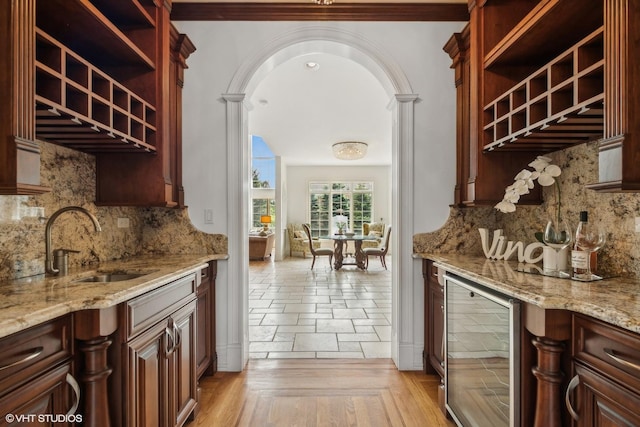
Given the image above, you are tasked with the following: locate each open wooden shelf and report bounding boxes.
[483,27,604,152]
[35,29,156,153]
[36,0,155,70]
[89,0,156,27]
[484,0,603,69]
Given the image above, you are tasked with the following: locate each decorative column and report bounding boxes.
[0,0,49,194]
[393,93,419,369]
[532,337,566,427]
[222,93,248,371]
[525,304,571,427]
[78,338,113,427]
[74,306,118,427]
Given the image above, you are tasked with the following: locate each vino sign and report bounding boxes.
[479,228,545,263]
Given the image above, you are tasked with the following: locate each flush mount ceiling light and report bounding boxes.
[304,61,320,71]
[314,0,333,4]
[332,141,368,160]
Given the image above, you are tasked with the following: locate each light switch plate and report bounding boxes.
[117,217,130,228]
[635,217,640,233]
[204,209,214,224]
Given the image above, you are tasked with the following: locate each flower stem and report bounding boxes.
[554,180,561,223]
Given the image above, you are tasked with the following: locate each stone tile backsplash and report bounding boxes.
[0,141,227,281]
[415,141,640,279]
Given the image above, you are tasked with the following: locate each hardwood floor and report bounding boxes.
[193,359,454,426]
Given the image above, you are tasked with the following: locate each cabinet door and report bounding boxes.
[126,321,167,427]
[0,362,78,427]
[574,364,640,427]
[168,301,198,427]
[196,274,212,379]
[428,282,445,377]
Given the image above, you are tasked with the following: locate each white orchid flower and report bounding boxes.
[537,164,561,186]
[528,155,553,172]
[512,170,537,191]
[508,180,529,196]
[496,155,562,213]
[495,199,516,213]
[503,189,520,203]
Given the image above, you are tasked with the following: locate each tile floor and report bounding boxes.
[249,255,392,359]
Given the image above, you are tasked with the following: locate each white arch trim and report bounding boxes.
[220,26,419,371]
[227,25,413,97]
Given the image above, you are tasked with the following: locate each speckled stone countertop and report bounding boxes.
[415,253,640,335]
[0,254,228,339]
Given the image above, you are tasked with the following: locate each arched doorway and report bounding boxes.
[221,26,418,370]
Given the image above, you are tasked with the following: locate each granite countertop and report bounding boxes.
[0,254,228,339]
[415,253,640,334]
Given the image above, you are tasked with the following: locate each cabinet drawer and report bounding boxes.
[0,361,77,424]
[573,314,640,392]
[0,315,72,396]
[124,273,197,340]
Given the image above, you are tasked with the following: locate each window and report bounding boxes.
[308,182,373,237]
[252,136,275,229]
[252,198,275,228]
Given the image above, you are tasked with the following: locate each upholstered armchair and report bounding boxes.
[361,222,385,249]
[288,223,320,258]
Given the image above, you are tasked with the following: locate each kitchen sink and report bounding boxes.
[75,270,157,283]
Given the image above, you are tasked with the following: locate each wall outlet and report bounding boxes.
[117,217,130,228]
[204,209,214,224]
[635,217,640,233]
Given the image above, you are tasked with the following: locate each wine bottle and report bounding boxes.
[572,211,590,277]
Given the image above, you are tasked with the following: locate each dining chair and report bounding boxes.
[302,223,334,270]
[363,226,391,270]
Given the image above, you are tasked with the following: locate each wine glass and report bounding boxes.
[575,225,606,280]
[543,219,573,249]
[543,219,573,275]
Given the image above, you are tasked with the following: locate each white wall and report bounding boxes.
[286,165,391,226]
[176,21,461,235]
[175,20,465,371]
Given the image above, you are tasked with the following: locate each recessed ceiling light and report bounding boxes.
[304,62,320,71]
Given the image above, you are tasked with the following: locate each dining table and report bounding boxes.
[322,234,378,270]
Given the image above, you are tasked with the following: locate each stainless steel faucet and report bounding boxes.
[45,206,102,275]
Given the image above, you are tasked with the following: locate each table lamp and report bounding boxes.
[260,215,272,236]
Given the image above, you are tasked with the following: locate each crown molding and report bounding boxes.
[171,2,469,21]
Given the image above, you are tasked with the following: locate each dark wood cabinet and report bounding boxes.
[422,259,446,414]
[569,314,640,426]
[0,0,50,195]
[125,318,165,426]
[448,0,640,203]
[119,272,199,427]
[0,1,196,206]
[95,20,196,207]
[587,0,640,192]
[454,0,640,202]
[443,25,471,206]
[0,315,79,425]
[196,261,217,379]
[571,364,640,427]
[168,302,198,427]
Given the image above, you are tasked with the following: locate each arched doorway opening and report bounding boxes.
[222,26,418,369]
